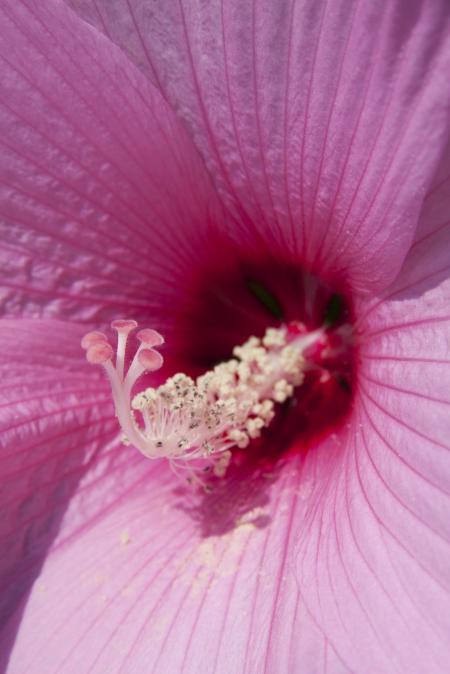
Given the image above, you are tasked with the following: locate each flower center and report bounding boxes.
[82,317,352,480]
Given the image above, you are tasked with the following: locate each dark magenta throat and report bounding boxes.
[170,247,355,459]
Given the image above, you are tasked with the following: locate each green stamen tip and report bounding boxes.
[324,294,342,326]
[247,279,284,320]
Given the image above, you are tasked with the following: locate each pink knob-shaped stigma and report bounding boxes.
[111,319,138,335]
[81,331,108,350]
[137,349,164,371]
[136,328,165,347]
[86,342,114,364]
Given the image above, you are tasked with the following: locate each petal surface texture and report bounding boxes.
[66,0,450,292]
[0,0,225,324]
[295,149,450,673]
[0,319,115,668]
[3,177,450,674]
[3,219,450,674]
[1,1,450,674]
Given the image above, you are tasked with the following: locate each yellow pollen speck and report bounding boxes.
[120,529,131,545]
[235,506,266,527]
[296,480,314,500]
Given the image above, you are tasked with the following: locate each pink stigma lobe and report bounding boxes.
[80,330,108,350]
[137,328,165,347]
[86,342,114,364]
[111,319,138,334]
[138,349,164,371]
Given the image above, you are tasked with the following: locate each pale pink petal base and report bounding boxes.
[0,319,116,663]
[4,446,346,674]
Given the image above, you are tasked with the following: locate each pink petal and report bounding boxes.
[0,0,224,325]
[0,319,117,636]
[4,192,449,674]
[294,147,450,673]
[66,0,450,293]
[3,443,350,674]
[1,3,449,672]
[6,167,450,672]
[0,322,352,674]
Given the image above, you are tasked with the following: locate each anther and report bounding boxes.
[82,317,349,481]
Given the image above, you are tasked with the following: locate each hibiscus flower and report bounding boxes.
[1,1,450,672]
